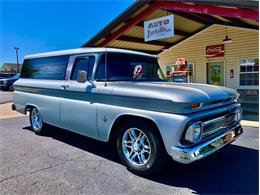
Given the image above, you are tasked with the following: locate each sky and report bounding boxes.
[0,0,136,66]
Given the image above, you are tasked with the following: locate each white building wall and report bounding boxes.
[158,24,259,90]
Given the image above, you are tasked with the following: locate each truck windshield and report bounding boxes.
[96,52,165,81]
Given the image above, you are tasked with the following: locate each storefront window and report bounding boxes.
[166,63,194,83]
[240,58,259,86]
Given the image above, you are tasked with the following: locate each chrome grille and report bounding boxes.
[209,97,233,105]
[202,111,238,139]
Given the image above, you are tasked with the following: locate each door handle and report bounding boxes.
[60,85,69,90]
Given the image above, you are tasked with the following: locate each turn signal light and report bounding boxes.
[192,103,201,109]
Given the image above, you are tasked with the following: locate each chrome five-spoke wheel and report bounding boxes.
[122,128,151,166]
[117,120,168,176]
[31,108,43,130]
[30,107,45,135]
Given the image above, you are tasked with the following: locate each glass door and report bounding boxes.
[207,62,224,86]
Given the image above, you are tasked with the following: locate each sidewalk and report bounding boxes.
[241,111,259,128]
[0,102,24,120]
[241,120,259,128]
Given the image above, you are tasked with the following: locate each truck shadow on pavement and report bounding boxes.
[23,125,259,195]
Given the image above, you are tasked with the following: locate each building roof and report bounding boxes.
[177,0,259,9]
[1,63,22,68]
[0,63,22,72]
[24,47,157,59]
[82,0,259,55]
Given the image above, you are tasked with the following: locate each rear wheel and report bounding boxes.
[117,120,167,176]
[29,107,47,135]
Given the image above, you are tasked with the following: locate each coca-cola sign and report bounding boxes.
[206,44,224,58]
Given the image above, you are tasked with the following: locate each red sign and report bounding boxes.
[206,44,224,58]
[176,58,187,71]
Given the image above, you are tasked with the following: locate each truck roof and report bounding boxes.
[24,48,157,59]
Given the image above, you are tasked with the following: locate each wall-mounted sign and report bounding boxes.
[206,44,224,58]
[144,15,174,42]
[176,58,187,71]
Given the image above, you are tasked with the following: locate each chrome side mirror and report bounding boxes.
[77,70,87,83]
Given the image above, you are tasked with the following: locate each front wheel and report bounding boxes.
[29,107,47,135]
[117,121,168,176]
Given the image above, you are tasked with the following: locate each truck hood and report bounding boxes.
[109,82,238,114]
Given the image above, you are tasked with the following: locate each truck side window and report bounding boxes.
[71,56,95,80]
[20,55,69,80]
[96,56,105,81]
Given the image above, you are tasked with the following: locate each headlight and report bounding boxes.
[184,121,203,143]
[234,95,240,102]
[235,111,242,122]
[2,80,7,85]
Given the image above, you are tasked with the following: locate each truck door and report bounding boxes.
[59,55,99,139]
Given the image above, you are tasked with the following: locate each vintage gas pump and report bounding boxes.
[170,58,190,83]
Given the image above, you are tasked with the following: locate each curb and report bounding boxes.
[241,120,259,128]
[0,100,12,105]
[0,102,24,120]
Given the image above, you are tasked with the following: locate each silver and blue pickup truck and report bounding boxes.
[13,48,243,175]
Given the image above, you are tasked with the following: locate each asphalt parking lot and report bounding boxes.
[0,114,259,195]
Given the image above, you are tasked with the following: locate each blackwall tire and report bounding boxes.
[117,120,168,176]
[8,85,14,91]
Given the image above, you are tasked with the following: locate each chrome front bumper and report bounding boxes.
[171,124,243,164]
